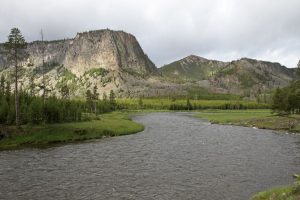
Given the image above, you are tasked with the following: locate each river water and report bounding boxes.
[1,112,300,200]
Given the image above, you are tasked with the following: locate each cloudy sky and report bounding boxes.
[0,0,299,68]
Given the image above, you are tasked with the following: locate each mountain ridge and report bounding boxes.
[0,29,298,98]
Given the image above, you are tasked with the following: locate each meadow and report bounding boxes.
[195,109,300,133]
[0,112,144,150]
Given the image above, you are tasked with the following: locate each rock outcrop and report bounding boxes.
[0,29,160,98]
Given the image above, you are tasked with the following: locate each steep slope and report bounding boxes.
[211,58,296,93]
[0,29,161,98]
[160,55,227,81]
[160,55,296,95]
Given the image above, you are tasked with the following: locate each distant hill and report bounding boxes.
[159,55,297,95]
[160,55,227,81]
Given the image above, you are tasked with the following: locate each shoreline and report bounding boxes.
[0,111,144,151]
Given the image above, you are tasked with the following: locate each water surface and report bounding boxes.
[1,112,300,200]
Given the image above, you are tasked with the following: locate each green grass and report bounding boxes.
[251,178,300,200]
[195,109,273,123]
[118,98,270,110]
[195,110,300,133]
[0,112,144,150]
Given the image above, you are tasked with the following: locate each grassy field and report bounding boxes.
[118,98,270,110]
[251,178,300,200]
[0,112,144,150]
[195,110,300,133]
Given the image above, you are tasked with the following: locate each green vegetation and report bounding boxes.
[159,57,219,81]
[118,98,270,110]
[195,109,272,123]
[0,112,144,150]
[195,110,300,133]
[0,74,118,126]
[84,68,109,78]
[272,81,300,114]
[3,28,28,127]
[186,86,242,100]
[251,177,300,200]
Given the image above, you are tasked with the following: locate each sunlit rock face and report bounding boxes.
[0,29,164,98]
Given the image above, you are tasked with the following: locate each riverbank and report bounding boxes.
[251,177,300,200]
[195,110,300,133]
[0,112,144,150]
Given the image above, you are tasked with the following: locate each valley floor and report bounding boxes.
[0,112,144,150]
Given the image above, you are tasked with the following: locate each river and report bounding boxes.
[1,112,300,200]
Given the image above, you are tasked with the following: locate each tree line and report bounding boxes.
[272,80,300,114]
[0,28,117,126]
[0,75,117,125]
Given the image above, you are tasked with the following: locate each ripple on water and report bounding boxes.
[0,112,300,200]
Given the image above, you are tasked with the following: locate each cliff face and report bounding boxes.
[0,29,161,98]
[63,30,157,76]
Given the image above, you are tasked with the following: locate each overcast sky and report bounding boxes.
[0,0,299,68]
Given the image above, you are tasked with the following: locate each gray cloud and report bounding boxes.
[0,0,299,68]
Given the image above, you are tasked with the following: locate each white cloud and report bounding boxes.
[0,0,299,68]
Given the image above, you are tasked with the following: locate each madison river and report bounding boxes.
[1,112,300,200]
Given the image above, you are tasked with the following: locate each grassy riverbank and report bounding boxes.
[251,178,300,200]
[0,112,144,150]
[195,110,300,133]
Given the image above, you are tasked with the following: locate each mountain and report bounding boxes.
[160,55,297,94]
[160,55,227,81]
[0,29,165,98]
[0,29,297,99]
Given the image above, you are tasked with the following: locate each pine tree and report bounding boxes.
[60,85,70,100]
[4,28,28,127]
[29,74,35,97]
[0,75,5,96]
[92,85,99,115]
[186,98,193,110]
[109,90,116,109]
[138,97,143,108]
[86,89,93,113]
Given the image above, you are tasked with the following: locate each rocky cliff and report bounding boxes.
[0,29,164,98]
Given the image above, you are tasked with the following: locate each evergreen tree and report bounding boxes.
[4,28,28,127]
[92,85,99,115]
[109,90,116,109]
[29,74,35,97]
[186,98,193,110]
[0,75,5,96]
[86,89,93,113]
[5,81,11,105]
[0,96,9,124]
[60,85,70,100]
[138,97,143,109]
[29,98,43,124]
